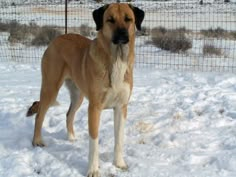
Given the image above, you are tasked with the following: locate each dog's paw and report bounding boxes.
[116,164,128,171]
[113,159,128,171]
[68,132,76,142]
[32,138,45,147]
[87,170,100,177]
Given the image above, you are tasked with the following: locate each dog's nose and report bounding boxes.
[112,28,129,45]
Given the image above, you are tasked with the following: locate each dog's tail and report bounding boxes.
[26,100,60,117]
[26,101,40,117]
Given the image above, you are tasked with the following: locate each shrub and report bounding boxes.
[203,44,222,56]
[201,27,236,40]
[136,26,151,36]
[28,22,42,36]
[0,20,10,32]
[151,27,192,52]
[31,26,61,46]
[0,20,61,45]
[230,31,236,40]
[200,27,226,38]
[8,21,29,43]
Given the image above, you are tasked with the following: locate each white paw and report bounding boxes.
[68,132,76,142]
[113,158,128,171]
[87,170,100,177]
[32,137,45,147]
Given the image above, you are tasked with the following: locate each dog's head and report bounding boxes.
[93,3,145,45]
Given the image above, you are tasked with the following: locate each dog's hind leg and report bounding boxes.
[33,82,63,146]
[65,79,84,141]
[32,58,65,147]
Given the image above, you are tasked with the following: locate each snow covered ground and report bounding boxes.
[0,62,236,177]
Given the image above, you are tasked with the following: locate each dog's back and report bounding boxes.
[44,33,92,68]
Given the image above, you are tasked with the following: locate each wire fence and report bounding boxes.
[0,0,235,72]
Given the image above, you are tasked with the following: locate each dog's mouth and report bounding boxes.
[111,43,129,61]
[112,28,129,45]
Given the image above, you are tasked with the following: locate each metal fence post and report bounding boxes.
[65,0,68,34]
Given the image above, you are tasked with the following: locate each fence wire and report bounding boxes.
[0,0,235,72]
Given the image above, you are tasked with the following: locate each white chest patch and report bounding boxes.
[103,58,130,109]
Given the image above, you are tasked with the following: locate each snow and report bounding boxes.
[0,62,236,177]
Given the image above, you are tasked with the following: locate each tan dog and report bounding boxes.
[27,3,144,177]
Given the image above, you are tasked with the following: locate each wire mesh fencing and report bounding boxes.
[0,0,235,72]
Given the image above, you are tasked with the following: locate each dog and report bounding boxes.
[27,3,144,176]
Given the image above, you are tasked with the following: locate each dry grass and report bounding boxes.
[151,27,192,53]
[201,27,236,40]
[201,27,225,38]
[203,44,222,56]
[0,20,61,45]
[8,21,30,43]
[136,26,151,36]
[0,20,10,32]
[230,31,236,40]
[0,20,100,45]
[31,26,61,46]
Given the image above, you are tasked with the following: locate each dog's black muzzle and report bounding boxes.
[112,28,129,45]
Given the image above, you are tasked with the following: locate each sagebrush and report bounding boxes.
[151,27,192,53]
[203,44,222,56]
[31,26,61,46]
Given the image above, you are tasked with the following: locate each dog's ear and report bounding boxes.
[129,5,145,31]
[93,4,109,31]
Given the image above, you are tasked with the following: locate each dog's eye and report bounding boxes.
[124,16,132,22]
[107,18,115,24]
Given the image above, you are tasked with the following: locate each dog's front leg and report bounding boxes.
[87,105,101,177]
[113,105,128,170]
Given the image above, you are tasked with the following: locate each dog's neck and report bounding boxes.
[94,32,135,87]
[110,56,128,88]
